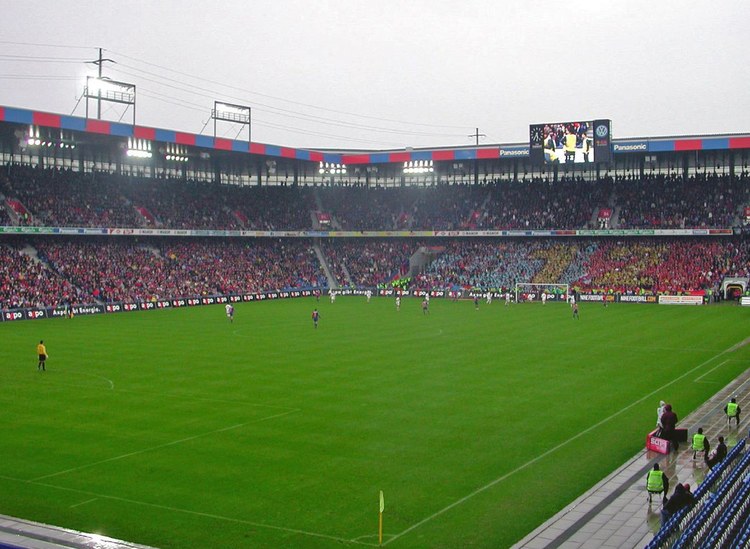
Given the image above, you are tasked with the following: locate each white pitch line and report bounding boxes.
[47,371,115,389]
[69,497,98,509]
[352,533,393,542]
[694,360,729,382]
[109,386,299,411]
[0,474,376,547]
[81,372,115,389]
[383,339,747,545]
[30,409,300,482]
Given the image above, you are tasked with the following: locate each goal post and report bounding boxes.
[515,282,569,303]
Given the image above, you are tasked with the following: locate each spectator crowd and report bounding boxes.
[2,165,747,232]
[0,162,748,310]
[1,235,747,310]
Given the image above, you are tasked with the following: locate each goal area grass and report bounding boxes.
[1,297,748,548]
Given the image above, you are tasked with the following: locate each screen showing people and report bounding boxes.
[540,121,593,164]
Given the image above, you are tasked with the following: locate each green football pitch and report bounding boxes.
[1,297,748,548]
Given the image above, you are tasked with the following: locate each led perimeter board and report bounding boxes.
[529,119,611,165]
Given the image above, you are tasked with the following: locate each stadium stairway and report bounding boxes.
[513,368,750,549]
[312,243,337,289]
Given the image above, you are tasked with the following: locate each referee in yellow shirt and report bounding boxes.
[37,340,48,371]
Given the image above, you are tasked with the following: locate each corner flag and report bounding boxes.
[378,490,385,545]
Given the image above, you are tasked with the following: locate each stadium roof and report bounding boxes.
[3,104,750,165]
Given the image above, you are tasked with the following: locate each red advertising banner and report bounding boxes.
[646,429,669,454]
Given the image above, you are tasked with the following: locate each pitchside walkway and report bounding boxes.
[513,369,750,549]
[0,514,155,549]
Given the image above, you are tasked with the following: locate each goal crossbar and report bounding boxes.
[515,282,569,303]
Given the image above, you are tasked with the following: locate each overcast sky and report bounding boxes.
[1,0,748,150]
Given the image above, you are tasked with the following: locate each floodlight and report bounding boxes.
[212,101,251,143]
[85,76,136,125]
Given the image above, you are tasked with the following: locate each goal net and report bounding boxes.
[514,283,569,303]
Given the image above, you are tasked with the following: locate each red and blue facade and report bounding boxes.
[2,105,749,166]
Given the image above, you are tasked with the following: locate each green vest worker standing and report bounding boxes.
[646,463,669,504]
[725,398,741,426]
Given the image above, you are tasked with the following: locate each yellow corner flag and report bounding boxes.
[378,490,385,545]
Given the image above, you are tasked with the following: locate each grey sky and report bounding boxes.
[1,0,748,150]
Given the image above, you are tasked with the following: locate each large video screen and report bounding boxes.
[530,121,594,164]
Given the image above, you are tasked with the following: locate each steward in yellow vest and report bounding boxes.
[646,463,668,504]
[692,428,709,459]
[725,398,741,426]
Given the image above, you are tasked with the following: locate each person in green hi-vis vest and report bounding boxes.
[692,427,710,460]
[646,463,669,504]
[725,397,741,426]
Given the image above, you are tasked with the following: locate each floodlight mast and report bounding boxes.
[84,77,136,126]
[87,48,115,119]
[212,101,252,143]
[84,49,136,126]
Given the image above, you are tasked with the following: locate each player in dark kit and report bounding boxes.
[312,308,320,328]
[474,295,479,310]
[572,302,579,319]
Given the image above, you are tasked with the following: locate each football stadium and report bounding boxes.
[2,4,750,549]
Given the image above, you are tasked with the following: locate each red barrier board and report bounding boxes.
[646,429,669,454]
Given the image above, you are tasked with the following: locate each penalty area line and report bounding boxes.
[69,497,98,509]
[0,474,376,547]
[30,409,301,483]
[383,339,745,545]
[106,386,299,411]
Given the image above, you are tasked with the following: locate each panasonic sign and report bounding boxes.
[498,148,529,157]
[613,142,648,153]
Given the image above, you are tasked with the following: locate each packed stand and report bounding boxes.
[1,165,142,227]
[411,240,548,290]
[0,242,82,309]
[569,238,750,294]
[0,165,317,231]
[0,202,11,225]
[408,184,489,230]
[1,162,746,232]
[38,240,178,303]
[615,173,745,229]
[161,239,325,294]
[317,184,489,231]
[2,235,749,310]
[225,185,315,231]
[530,243,581,283]
[33,238,326,304]
[318,185,405,230]
[323,240,415,288]
[409,237,750,295]
[124,178,243,230]
[480,177,611,230]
